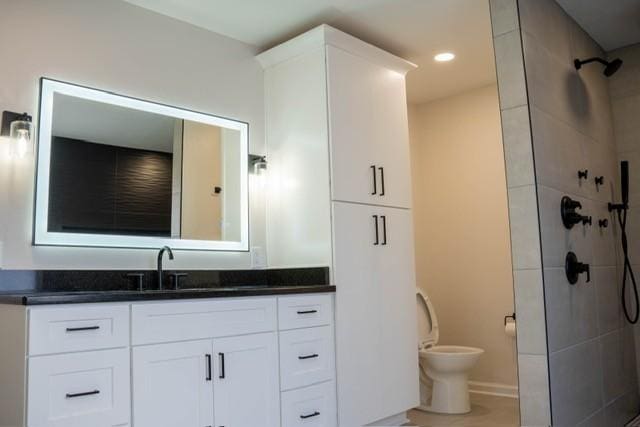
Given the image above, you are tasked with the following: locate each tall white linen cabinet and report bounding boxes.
[258,25,419,426]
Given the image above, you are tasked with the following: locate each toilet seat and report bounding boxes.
[416,288,439,350]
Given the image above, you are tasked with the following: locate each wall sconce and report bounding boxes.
[1,111,34,158]
[249,154,267,175]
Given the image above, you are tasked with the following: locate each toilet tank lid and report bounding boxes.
[416,288,439,348]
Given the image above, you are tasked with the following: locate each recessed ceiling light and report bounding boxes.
[434,52,455,62]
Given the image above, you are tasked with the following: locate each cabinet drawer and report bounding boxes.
[281,381,337,427]
[278,294,333,330]
[280,326,335,390]
[27,348,130,427]
[28,304,129,355]
[131,297,277,345]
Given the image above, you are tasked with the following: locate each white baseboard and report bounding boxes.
[366,412,410,426]
[468,381,519,399]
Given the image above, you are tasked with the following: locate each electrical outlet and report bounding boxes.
[251,246,266,269]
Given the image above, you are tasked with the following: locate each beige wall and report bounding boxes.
[181,121,222,240]
[408,84,517,388]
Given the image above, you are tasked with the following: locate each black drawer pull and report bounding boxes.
[205,354,212,381]
[378,166,385,196]
[298,354,319,360]
[66,390,100,399]
[296,310,317,315]
[66,326,100,332]
[370,165,377,195]
[219,352,226,379]
[300,411,320,419]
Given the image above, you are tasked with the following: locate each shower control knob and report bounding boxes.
[598,219,609,228]
[565,252,590,285]
[561,196,589,229]
[578,170,589,180]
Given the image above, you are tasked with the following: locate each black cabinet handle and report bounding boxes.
[379,167,385,196]
[373,215,379,245]
[370,165,377,195]
[205,354,212,381]
[381,215,387,245]
[296,309,317,314]
[66,326,100,332]
[218,353,225,379]
[300,411,320,419]
[298,354,319,360]
[66,390,100,399]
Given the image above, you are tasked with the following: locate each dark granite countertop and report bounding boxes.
[0,284,336,306]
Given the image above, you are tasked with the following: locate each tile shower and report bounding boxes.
[491,0,640,425]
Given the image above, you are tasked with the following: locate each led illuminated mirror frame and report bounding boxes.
[34,78,249,251]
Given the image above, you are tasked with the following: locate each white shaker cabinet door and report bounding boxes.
[332,201,418,426]
[212,332,280,427]
[132,340,214,427]
[326,45,412,209]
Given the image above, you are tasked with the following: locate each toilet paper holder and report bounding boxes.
[504,312,516,325]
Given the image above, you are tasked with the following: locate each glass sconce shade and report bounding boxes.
[10,115,33,158]
[254,157,267,175]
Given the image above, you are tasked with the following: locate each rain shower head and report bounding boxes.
[574,57,623,77]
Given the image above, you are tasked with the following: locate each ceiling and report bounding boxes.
[122,0,496,104]
[557,0,640,52]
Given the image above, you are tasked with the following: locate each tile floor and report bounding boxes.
[406,393,520,427]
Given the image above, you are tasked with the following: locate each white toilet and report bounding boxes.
[416,288,484,414]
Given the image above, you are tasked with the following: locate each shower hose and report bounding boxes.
[616,205,639,324]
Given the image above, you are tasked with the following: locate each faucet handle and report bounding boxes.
[125,272,145,291]
[169,272,188,290]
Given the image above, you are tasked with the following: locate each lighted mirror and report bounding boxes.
[35,78,249,251]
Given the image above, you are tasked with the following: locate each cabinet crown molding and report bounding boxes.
[255,24,417,75]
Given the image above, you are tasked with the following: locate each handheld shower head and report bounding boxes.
[574,57,623,77]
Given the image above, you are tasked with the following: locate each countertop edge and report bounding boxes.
[0,285,337,306]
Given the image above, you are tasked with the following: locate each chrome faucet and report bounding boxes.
[157,246,174,290]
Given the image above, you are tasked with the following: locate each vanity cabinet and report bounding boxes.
[0,293,336,427]
[259,25,418,426]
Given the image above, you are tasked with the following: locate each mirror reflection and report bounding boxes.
[35,79,248,250]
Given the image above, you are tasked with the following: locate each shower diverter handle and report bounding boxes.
[565,252,590,285]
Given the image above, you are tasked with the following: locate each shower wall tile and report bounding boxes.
[549,339,604,426]
[517,353,552,427]
[543,267,598,353]
[492,4,551,422]
[489,0,519,37]
[593,267,623,335]
[576,410,604,427]
[518,0,572,63]
[494,30,528,110]
[612,95,640,154]
[501,105,535,188]
[507,185,542,270]
[513,268,547,355]
[600,329,635,405]
[603,391,640,427]
[609,45,640,100]
[530,106,588,197]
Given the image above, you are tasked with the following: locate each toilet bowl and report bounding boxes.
[416,288,484,414]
